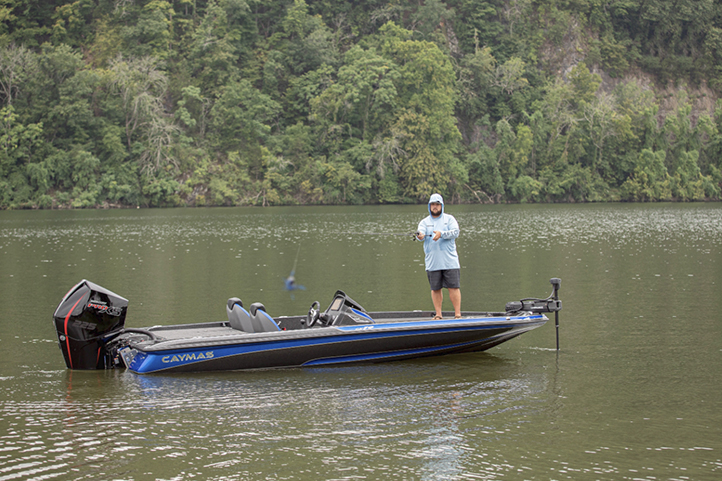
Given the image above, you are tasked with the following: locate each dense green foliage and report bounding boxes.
[1,0,721,208]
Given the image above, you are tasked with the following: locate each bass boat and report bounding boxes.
[53,278,562,374]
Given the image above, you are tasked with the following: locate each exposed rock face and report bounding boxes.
[536,14,717,126]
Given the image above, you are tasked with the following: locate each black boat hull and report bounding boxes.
[118,314,547,374]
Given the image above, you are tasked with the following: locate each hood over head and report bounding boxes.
[428,193,444,215]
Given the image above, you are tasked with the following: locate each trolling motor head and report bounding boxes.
[550,277,561,294]
[53,280,128,369]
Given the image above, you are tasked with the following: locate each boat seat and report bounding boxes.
[249,302,281,332]
[226,298,254,333]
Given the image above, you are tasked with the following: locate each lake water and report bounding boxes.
[0,203,720,480]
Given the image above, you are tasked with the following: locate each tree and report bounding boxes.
[620,149,672,201]
[109,55,177,175]
[0,105,46,207]
[464,140,504,202]
[277,0,338,75]
[0,44,37,106]
[311,46,398,143]
[670,150,712,201]
[582,91,630,178]
[457,44,495,123]
[392,109,443,199]
[209,78,280,176]
[494,57,528,95]
[110,55,166,149]
[410,0,456,40]
[187,0,252,97]
[120,0,174,60]
[51,0,96,47]
[380,22,460,199]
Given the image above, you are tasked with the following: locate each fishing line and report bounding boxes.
[285,244,305,294]
[291,243,301,273]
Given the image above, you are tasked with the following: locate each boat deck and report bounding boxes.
[146,324,238,341]
[139,311,513,342]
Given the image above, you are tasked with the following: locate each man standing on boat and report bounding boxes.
[416,193,461,319]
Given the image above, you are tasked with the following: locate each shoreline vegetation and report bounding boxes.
[1,0,722,210]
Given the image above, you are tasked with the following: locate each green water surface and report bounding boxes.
[0,203,720,480]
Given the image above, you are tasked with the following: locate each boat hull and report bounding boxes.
[120,315,547,374]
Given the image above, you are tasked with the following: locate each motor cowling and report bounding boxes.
[53,280,128,369]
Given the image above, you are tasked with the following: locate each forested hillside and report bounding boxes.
[1,0,721,208]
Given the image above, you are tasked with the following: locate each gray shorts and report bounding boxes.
[427,269,461,291]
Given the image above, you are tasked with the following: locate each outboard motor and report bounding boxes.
[53,280,128,370]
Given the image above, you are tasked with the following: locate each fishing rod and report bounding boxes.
[363,232,432,238]
[285,244,305,292]
[291,244,301,273]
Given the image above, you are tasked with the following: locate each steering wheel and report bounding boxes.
[307,301,321,328]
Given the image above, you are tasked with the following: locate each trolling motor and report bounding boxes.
[505,278,562,350]
[504,278,562,314]
[53,280,128,369]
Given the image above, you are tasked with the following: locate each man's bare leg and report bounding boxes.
[448,288,461,317]
[431,289,443,318]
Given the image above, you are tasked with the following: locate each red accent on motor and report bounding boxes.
[52,280,128,369]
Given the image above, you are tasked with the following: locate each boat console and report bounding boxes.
[307,290,374,327]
